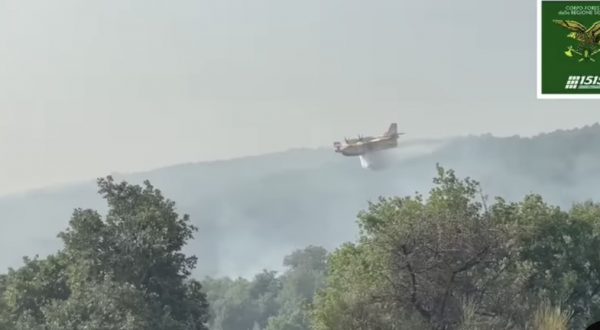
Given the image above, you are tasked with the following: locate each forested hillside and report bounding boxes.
[3,165,600,329]
[2,124,600,279]
[204,165,600,330]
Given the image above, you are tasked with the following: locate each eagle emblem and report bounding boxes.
[553,19,600,62]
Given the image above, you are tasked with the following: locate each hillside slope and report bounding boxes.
[2,124,600,278]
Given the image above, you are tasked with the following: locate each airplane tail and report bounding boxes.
[384,123,398,137]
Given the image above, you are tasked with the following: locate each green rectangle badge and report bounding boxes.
[538,0,600,98]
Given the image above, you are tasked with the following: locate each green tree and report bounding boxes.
[312,165,518,329]
[266,246,328,330]
[0,176,209,329]
[1,254,69,328]
[490,196,600,328]
[312,166,600,329]
[203,246,328,330]
[203,277,260,330]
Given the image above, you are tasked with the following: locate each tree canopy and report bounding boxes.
[311,165,600,330]
[202,245,328,330]
[3,165,600,330]
[0,176,209,329]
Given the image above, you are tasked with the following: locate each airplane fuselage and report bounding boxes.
[333,123,402,168]
[337,137,398,156]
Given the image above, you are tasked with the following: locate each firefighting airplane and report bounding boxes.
[333,123,404,169]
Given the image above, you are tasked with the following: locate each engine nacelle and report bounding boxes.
[333,141,342,152]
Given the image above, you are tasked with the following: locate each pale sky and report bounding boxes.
[1,0,599,196]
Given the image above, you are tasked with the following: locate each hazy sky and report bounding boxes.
[1,0,599,195]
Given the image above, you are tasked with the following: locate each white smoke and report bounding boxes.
[358,139,447,170]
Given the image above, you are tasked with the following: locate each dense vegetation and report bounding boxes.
[202,246,327,330]
[202,165,600,329]
[311,165,600,329]
[3,163,600,329]
[0,177,209,329]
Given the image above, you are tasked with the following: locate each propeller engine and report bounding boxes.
[333,141,342,152]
